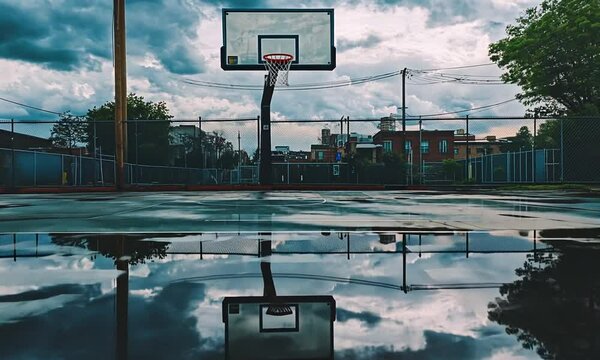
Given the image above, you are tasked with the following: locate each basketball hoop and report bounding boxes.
[263,53,293,86]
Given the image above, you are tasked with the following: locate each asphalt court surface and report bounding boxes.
[1,190,600,233]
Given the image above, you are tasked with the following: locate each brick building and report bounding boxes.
[373,130,455,164]
[0,129,53,150]
[454,132,510,160]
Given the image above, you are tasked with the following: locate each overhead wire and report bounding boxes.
[407,69,505,86]
[181,70,402,91]
[417,63,496,71]
[0,96,64,116]
[411,98,518,118]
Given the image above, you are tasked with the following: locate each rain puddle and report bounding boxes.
[1,231,599,359]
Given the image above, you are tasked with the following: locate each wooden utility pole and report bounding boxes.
[402,68,407,132]
[114,0,127,190]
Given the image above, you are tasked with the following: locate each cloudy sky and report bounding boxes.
[0,231,543,359]
[0,0,540,150]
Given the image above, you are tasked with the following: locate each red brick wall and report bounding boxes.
[373,130,455,163]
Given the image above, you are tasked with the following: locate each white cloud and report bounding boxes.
[0,0,537,147]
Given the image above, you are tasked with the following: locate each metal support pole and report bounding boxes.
[402,234,407,293]
[347,233,350,260]
[513,151,516,183]
[560,118,564,182]
[259,75,275,185]
[10,118,15,188]
[79,148,82,186]
[33,151,37,186]
[93,119,97,185]
[135,119,138,182]
[114,0,128,190]
[507,151,510,182]
[346,116,350,155]
[401,68,406,132]
[525,149,528,182]
[256,115,260,165]
[340,116,344,145]
[491,154,494,182]
[533,230,537,261]
[419,117,423,183]
[465,116,470,181]
[198,116,202,169]
[466,232,469,258]
[533,114,537,183]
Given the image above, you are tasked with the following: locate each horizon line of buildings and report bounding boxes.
[1,116,517,167]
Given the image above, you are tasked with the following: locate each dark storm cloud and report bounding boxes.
[126,0,205,75]
[338,34,384,52]
[202,0,270,8]
[0,1,110,70]
[336,308,382,328]
[0,0,206,74]
[341,0,482,25]
[335,330,520,360]
[0,281,222,359]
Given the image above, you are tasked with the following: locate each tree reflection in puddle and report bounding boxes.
[488,242,600,359]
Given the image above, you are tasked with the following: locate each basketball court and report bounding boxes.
[1,190,599,233]
[2,4,600,360]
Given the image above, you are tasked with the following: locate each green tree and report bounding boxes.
[86,93,173,165]
[489,0,600,115]
[51,233,170,265]
[381,152,406,184]
[250,148,260,165]
[442,158,461,182]
[490,0,600,181]
[488,242,600,359]
[50,112,88,149]
[218,149,236,169]
[535,120,561,149]
[501,126,533,153]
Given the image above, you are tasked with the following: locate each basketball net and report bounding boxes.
[263,53,293,87]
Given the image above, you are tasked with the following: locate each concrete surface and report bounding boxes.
[1,190,599,233]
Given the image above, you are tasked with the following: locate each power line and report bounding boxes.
[180,70,402,91]
[407,70,506,86]
[416,63,496,71]
[0,96,64,116]
[411,98,518,118]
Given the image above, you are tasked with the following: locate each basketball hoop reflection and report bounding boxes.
[222,238,336,360]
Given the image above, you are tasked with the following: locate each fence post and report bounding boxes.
[491,154,494,183]
[33,151,37,186]
[256,115,260,165]
[465,116,470,181]
[10,118,15,188]
[533,113,537,183]
[198,116,202,171]
[506,151,510,182]
[560,117,564,182]
[93,119,97,185]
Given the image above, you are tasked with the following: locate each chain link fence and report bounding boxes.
[1,116,599,188]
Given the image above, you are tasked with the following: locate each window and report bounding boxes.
[454,148,459,155]
[383,140,393,153]
[421,140,429,154]
[317,151,324,160]
[439,140,448,153]
[404,140,412,152]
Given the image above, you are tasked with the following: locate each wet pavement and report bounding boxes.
[1,191,600,359]
[1,190,600,232]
